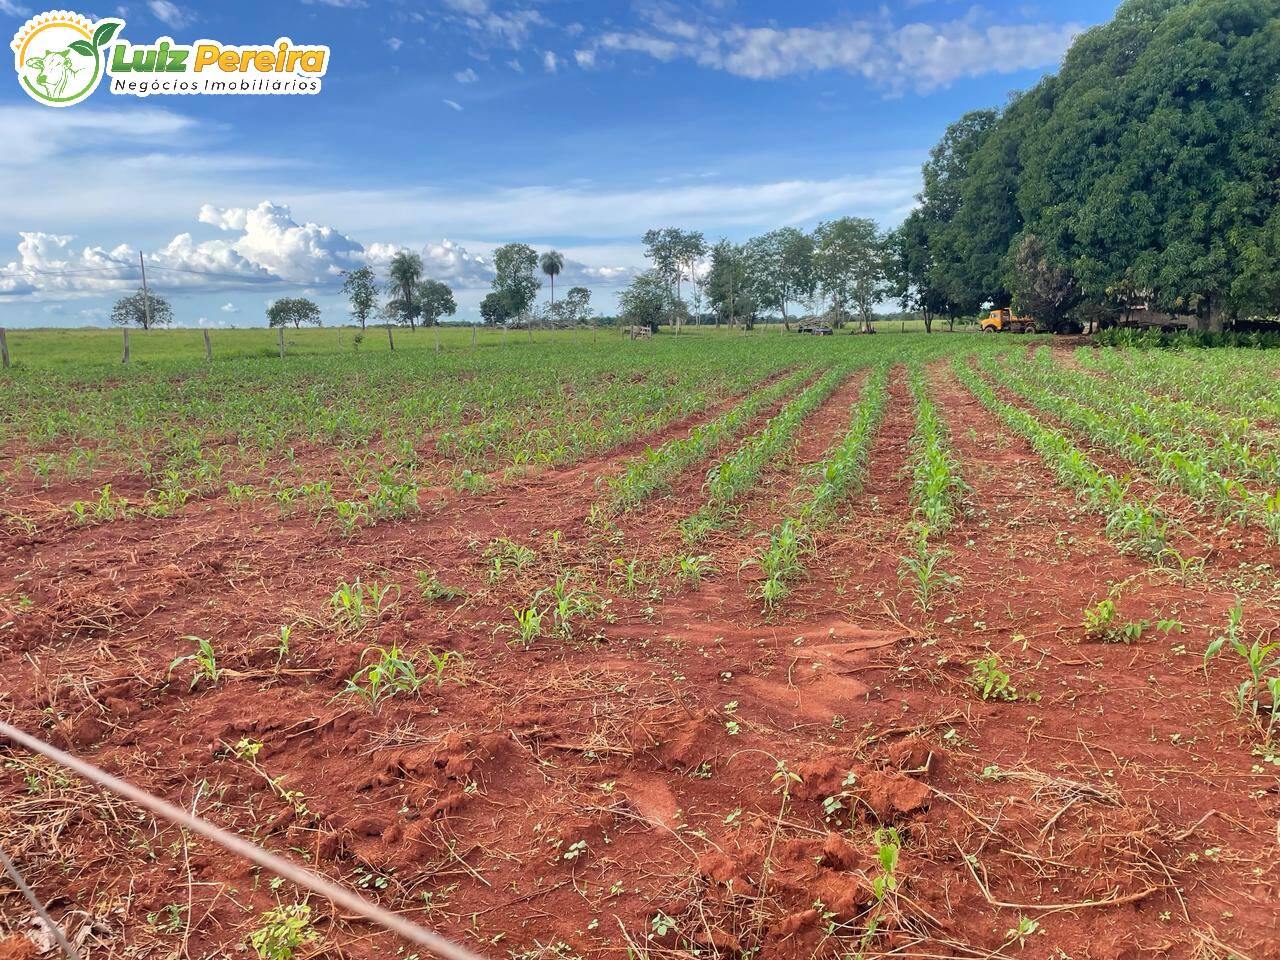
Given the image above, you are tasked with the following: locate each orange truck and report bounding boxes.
[980,308,1036,333]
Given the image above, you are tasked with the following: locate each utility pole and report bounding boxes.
[138,251,153,331]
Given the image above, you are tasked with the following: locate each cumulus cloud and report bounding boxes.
[385,37,403,52]
[542,50,560,73]
[198,201,365,282]
[220,302,239,313]
[454,67,479,83]
[0,202,631,300]
[586,9,1081,93]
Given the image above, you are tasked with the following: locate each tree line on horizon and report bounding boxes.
[614,0,1280,336]
[105,0,1276,337]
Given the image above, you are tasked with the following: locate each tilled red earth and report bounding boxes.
[1,358,1277,960]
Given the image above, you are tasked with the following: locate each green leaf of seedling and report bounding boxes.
[1203,636,1226,666]
[93,21,121,48]
[69,39,95,57]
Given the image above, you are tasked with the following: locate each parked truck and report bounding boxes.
[980,308,1036,333]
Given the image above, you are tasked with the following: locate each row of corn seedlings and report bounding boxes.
[987,353,1280,546]
[606,367,814,510]
[898,366,968,612]
[954,358,1171,562]
[680,365,853,543]
[1025,348,1280,489]
[750,363,890,610]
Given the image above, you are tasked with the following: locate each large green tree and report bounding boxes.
[110,288,173,329]
[340,266,379,330]
[540,250,564,309]
[267,297,321,329]
[744,228,815,330]
[703,240,757,329]
[813,217,889,333]
[618,270,675,333]
[492,243,540,336]
[642,227,706,328]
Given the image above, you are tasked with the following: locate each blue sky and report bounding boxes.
[0,0,1119,327]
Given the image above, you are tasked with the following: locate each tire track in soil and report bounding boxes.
[858,362,1279,957]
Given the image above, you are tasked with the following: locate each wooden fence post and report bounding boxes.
[122,328,130,364]
[0,328,9,369]
[386,325,395,352]
[203,329,212,361]
[471,323,477,349]
[277,327,285,358]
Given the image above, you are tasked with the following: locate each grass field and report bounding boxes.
[0,320,954,368]
[1,332,1278,959]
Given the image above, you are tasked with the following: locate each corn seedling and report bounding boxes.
[898,526,957,613]
[510,603,545,648]
[547,573,601,640]
[1204,600,1280,742]
[168,636,221,689]
[486,537,537,582]
[330,578,396,631]
[671,553,714,588]
[342,644,433,706]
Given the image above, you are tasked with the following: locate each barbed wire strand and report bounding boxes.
[0,720,487,960]
[0,842,84,960]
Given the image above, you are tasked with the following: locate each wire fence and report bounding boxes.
[0,719,488,960]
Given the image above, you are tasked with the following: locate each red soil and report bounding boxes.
[1,364,1277,960]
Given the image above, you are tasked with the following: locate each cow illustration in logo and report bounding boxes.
[11,11,122,107]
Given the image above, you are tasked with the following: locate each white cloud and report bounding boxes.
[442,98,464,111]
[219,302,239,313]
[542,50,559,73]
[0,0,32,15]
[587,11,1081,93]
[573,48,596,69]
[385,36,403,52]
[0,202,633,300]
[506,58,524,73]
[197,201,365,282]
[147,0,194,28]
[0,106,198,166]
[454,67,479,83]
[441,8,545,51]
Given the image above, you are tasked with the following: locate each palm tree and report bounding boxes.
[540,250,564,311]
[387,250,424,330]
